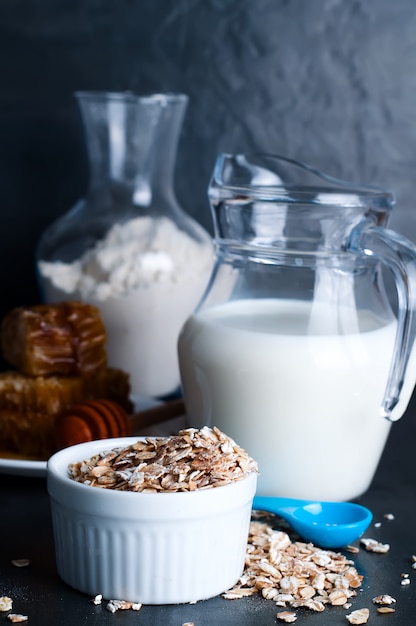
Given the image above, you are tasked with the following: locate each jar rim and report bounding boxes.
[74,91,189,105]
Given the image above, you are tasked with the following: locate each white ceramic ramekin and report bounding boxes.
[47,437,257,604]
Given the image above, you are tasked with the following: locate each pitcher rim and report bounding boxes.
[209,153,395,207]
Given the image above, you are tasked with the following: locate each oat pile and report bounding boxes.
[68,426,258,492]
[223,520,363,615]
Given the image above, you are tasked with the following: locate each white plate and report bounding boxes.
[0,456,47,477]
[0,397,186,478]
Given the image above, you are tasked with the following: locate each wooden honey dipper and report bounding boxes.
[54,399,132,450]
[54,398,186,450]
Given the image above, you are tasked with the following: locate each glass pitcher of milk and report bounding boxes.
[178,153,416,501]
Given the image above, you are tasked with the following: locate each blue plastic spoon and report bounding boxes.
[252,496,373,549]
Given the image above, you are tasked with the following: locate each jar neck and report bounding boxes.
[76,92,188,208]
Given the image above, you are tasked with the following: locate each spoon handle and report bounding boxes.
[252,495,302,517]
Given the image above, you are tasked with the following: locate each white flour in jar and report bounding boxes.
[38,216,213,398]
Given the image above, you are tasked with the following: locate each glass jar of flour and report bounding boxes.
[36,92,213,399]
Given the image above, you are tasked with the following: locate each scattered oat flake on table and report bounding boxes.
[182,623,195,626]
[303,599,326,612]
[372,594,396,605]
[345,545,360,554]
[360,537,390,553]
[400,578,411,586]
[377,607,395,614]
[328,589,349,605]
[384,513,395,520]
[222,587,256,599]
[345,607,370,624]
[92,594,102,605]
[7,616,28,623]
[11,559,30,568]
[276,611,297,623]
[106,600,141,612]
[0,597,13,612]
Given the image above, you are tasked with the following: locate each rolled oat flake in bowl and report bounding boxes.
[68,426,258,492]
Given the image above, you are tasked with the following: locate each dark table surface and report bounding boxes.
[1,396,416,626]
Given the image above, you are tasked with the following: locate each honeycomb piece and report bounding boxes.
[1,301,107,376]
[0,367,133,459]
[0,408,56,460]
[0,368,132,414]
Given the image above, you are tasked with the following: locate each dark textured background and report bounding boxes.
[1,5,416,621]
[1,0,416,312]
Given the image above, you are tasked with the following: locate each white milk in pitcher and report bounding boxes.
[178,298,416,501]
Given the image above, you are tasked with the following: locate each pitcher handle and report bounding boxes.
[348,220,416,421]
